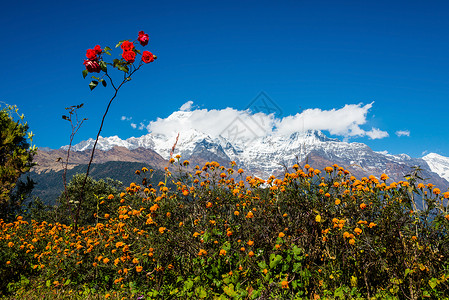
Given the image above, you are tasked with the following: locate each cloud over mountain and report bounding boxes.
[145,101,388,140]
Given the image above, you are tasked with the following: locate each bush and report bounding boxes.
[0,105,36,221]
[0,161,448,299]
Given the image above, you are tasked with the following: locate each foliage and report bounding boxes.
[1,160,449,299]
[0,104,36,221]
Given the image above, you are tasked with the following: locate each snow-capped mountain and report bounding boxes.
[57,129,449,189]
[422,153,449,182]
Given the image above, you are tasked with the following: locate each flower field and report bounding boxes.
[1,159,449,299]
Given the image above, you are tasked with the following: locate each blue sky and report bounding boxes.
[1,0,448,157]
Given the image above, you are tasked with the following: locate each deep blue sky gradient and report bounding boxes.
[1,0,448,157]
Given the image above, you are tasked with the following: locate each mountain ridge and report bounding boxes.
[36,130,449,189]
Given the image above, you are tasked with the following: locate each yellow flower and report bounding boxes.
[315,215,321,223]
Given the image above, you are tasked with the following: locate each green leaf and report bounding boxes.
[91,76,100,80]
[104,46,112,51]
[104,51,111,56]
[183,279,193,291]
[46,280,51,288]
[269,254,283,269]
[101,79,107,87]
[89,80,98,91]
[195,286,207,298]
[429,277,438,289]
[82,69,88,79]
[223,284,237,297]
[99,61,107,72]
[64,279,71,286]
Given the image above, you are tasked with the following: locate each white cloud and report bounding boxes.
[396,130,410,137]
[180,101,194,111]
[121,116,132,121]
[138,123,146,130]
[130,123,137,129]
[145,101,389,140]
[274,103,375,137]
[366,128,389,139]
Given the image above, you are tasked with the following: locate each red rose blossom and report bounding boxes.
[86,49,97,60]
[94,45,102,54]
[141,51,154,63]
[122,50,136,63]
[83,60,101,73]
[121,40,134,52]
[137,31,149,46]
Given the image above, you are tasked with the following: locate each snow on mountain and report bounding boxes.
[422,153,449,182]
[61,129,449,186]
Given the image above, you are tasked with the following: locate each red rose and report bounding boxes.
[138,31,149,46]
[83,60,101,73]
[142,51,154,63]
[94,45,102,54]
[86,49,97,60]
[122,50,136,63]
[121,40,134,52]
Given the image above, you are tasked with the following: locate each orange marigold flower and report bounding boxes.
[343,232,350,238]
[219,249,227,256]
[198,249,207,256]
[6,261,10,265]
[368,222,377,228]
[335,199,341,205]
[158,227,166,234]
[206,202,213,208]
[246,211,254,219]
[349,238,355,245]
[354,227,362,235]
[360,203,367,209]
[281,280,289,288]
[133,258,139,264]
[248,251,255,257]
[240,247,246,252]
[8,242,14,247]
[443,192,449,199]
[445,215,449,221]
[278,232,285,238]
[234,210,239,216]
[380,173,389,181]
[136,266,143,272]
[108,194,114,200]
[247,240,254,246]
[433,188,441,195]
[103,258,110,264]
